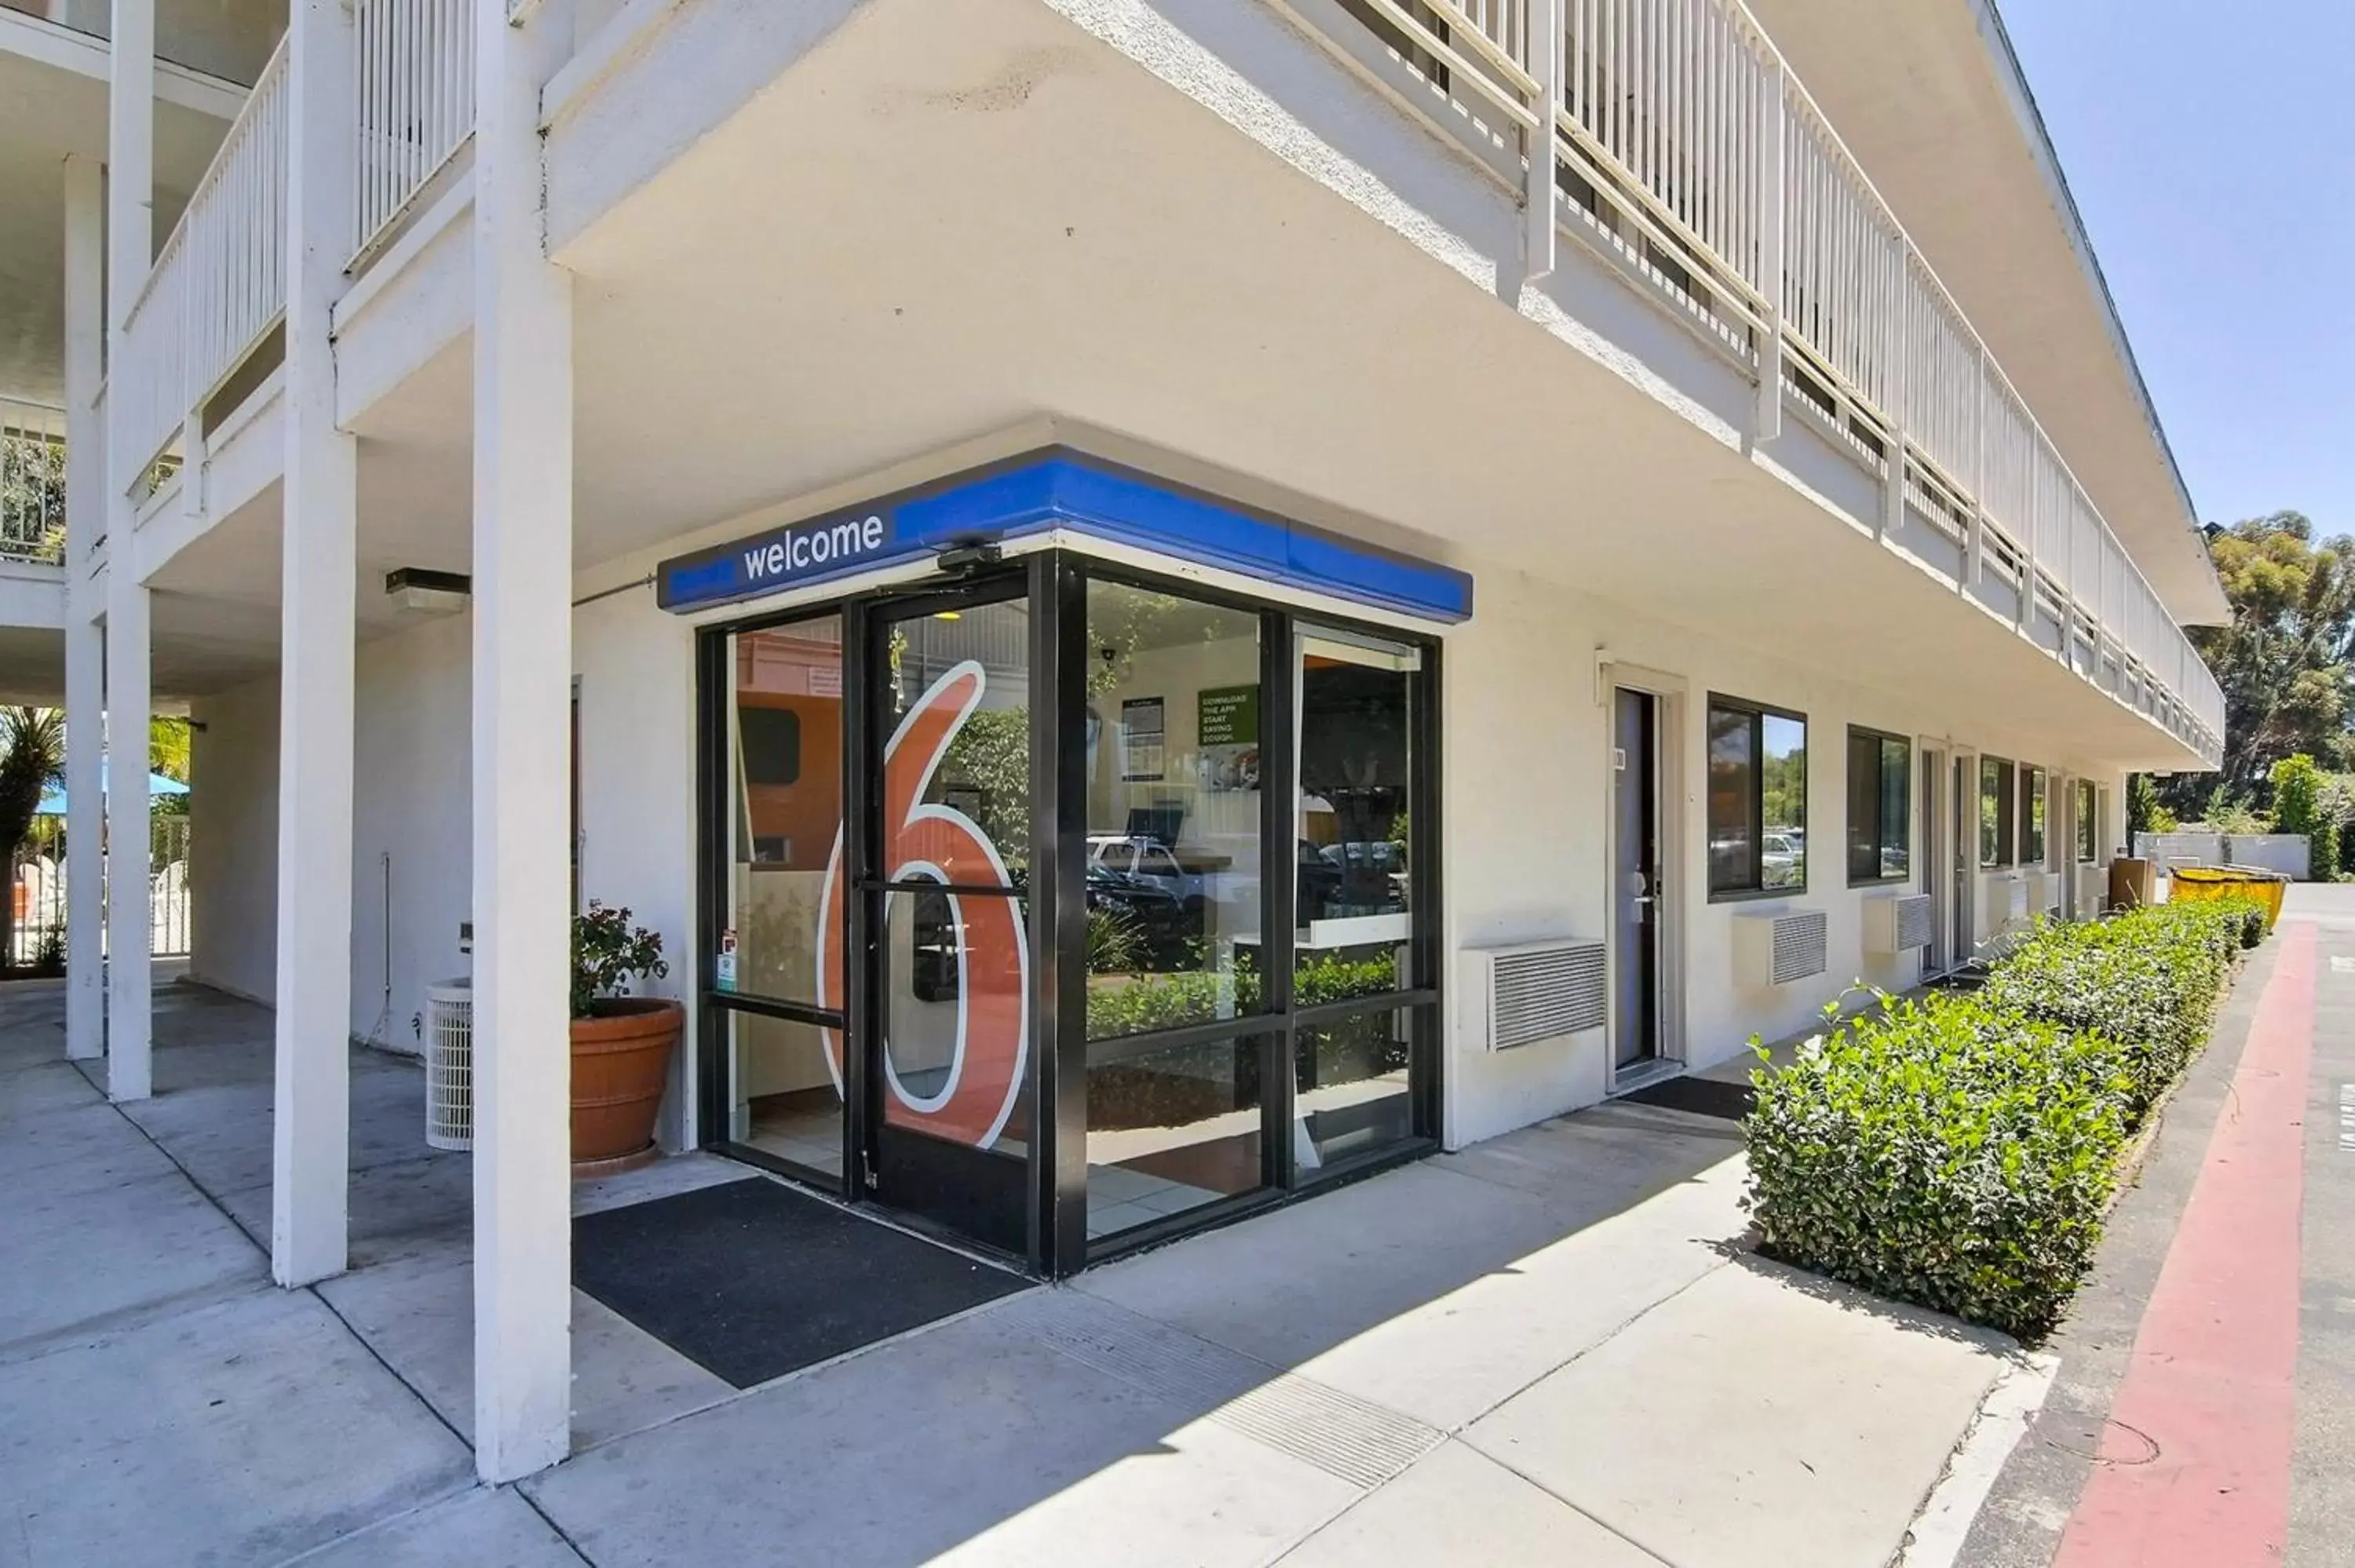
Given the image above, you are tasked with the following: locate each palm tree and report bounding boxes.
[0,707,65,968]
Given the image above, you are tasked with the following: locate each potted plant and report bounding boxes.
[570,902,683,1177]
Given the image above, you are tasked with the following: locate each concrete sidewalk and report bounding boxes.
[0,977,2029,1567]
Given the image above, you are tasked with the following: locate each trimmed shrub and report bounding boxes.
[1746,899,2251,1337]
[1975,903,2242,1118]
[2313,819,2342,883]
[1744,994,2131,1338]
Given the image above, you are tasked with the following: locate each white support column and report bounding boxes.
[62,155,106,1063]
[471,0,575,1484]
[104,0,155,1103]
[271,0,360,1288]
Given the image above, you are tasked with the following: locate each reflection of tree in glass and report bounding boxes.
[939,707,1030,873]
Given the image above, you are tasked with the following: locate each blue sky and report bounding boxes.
[1999,0,2354,536]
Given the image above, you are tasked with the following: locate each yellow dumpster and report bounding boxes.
[2167,864,2287,930]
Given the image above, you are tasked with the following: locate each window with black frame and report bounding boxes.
[2076,779,2099,862]
[1981,757,2017,868]
[1075,589,1435,1253]
[717,615,848,1178]
[1846,727,1911,885]
[1709,696,1807,896]
[2019,766,2048,866]
[1291,627,1427,1178]
[1079,580,1270,1241]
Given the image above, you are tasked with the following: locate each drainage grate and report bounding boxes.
[1006,1290,1443,1490]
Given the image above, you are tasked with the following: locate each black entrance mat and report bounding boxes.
[1618,1074,1754,1121]
[573,1177,1031,1389]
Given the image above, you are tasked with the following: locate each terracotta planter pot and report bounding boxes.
[570,997,683,1176]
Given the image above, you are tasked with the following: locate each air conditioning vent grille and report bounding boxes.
[1770,910,1828,985]
[1488,940,1607,1049]
[1893,894,1933,951]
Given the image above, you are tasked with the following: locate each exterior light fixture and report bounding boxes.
[385,567,471,614]
[933,540,1002,576]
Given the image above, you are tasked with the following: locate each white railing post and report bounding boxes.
[1524,0,1559,284]
[273,0,361,1290]
[1753,60,1785,443]
[2017,450,2035,633]
[1881,241,1906,541]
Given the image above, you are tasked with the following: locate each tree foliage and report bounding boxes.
[0,708,65,965]
[2177,512,2355,810]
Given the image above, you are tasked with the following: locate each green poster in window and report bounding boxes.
[1199,685,1260,793]
[1198,685,1258,746]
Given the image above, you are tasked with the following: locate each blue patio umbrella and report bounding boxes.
[35,760,188,816]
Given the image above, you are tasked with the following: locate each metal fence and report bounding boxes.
[4,814,192,970]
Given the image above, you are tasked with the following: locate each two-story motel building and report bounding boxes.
[0,0,2226,1479]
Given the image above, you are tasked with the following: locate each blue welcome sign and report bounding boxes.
[656,451,1473,622]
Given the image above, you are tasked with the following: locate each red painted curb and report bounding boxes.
[2054,921,2315,1568]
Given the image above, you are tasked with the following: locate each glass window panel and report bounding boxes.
[879,881,1032,1153]
[1296,631,1418,990]
[726,618,844,1005]
[2077,780,2098,862]
[1846,731,1910,884]
[885,600,1032,881]
[1707,704,1755,893]
[1879,737,1911,879]
[2021,768,2047,866]
[1846,730,1878,884]
[1981,758,2015,867]
[726,1008,842,1178]
[1085,1034,1266,1247]
[1759,713,1807,891]
[1083,583,1267,1038]
[1294,1005,1419,1172]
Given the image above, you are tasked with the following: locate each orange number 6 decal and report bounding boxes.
[816,661,1029,1149]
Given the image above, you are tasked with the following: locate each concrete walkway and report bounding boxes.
[0,978,2029,1567]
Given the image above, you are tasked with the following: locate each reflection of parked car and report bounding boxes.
[1762,832,1803,887]
[1297,838,1345,921]
[1086,861,1194,963]
[1087,835,1220,909]
[1312,839,1408,917]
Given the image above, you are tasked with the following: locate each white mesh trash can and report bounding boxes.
[425,979,473,1152]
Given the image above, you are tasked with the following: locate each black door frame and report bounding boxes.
[859,571,1041,1259]
[696,546,1444,1278]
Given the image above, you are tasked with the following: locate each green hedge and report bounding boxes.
[1743,899,2255,1338]
[1977,901,2245,1115]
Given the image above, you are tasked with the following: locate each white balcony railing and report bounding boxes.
[1302,0,2224,760]
[111,32,290,494]
[352,0,476,259]
[98,0,2222,760]
[2,397,68,565]
[105,0,475,492]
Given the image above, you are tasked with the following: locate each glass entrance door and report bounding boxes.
[860,585,1038,1256]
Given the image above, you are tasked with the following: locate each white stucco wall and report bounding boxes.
[348,612,473,1056]
[188,673,280,1003]
[573,585,699,1148]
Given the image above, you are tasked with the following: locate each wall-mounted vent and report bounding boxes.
[2020,871,2052,921]
[1978,874,2028,943]
[1733,910,1827,986]
[1460,938,1607,1051]
[1863,892,1933,954]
